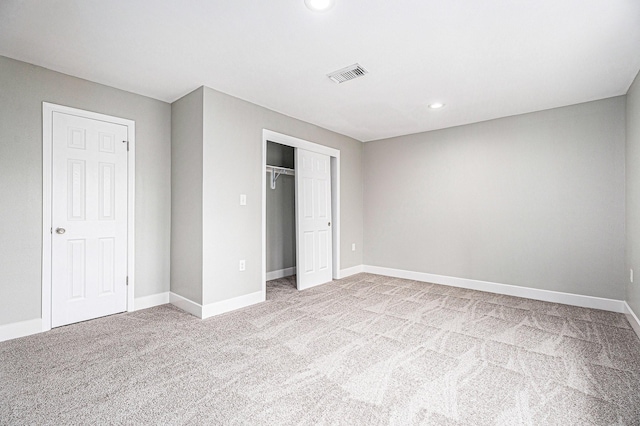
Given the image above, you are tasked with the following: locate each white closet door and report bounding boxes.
[51,111,128,327]
[295,148,332,290]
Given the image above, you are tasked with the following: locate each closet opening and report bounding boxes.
[261,129,341,299]
[265,141,297,291]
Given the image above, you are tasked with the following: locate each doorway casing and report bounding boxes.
[261,129,340,297]
[41,102,136,332]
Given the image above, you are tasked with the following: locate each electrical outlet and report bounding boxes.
[352,243,356,251]
[239,260,246,271]
[240,194,247,206]
[631,268,634,283]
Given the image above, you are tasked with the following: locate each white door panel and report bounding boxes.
[295,149,332,290]
[51,112,128,327]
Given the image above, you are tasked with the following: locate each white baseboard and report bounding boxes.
[266,267,296,281]
[363,265,626,314]
[169,292,203,318]
[134,292,170,311]
[2,289,265,342]
[201,290,264,319]
[624,302,640,338]
[0,318,43,343]
[1,291,170,343]
[337,265,364,279]
[170,290,265,319]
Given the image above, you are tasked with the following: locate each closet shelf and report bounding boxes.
[266,165,295,175]
[266,164,294,189]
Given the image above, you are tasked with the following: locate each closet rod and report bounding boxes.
[265,164,295,175]
[266,165,295,189]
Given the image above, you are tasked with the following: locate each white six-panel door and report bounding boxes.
[295,148,332,290]
[51,111,128,327]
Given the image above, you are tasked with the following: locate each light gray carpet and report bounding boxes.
[1,273,639,425]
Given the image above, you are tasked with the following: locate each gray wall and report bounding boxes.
[170,88,204,304]
[364,97,626,300]
[201,86,363,305]
[0,55,171,326]
[266,142,296,273]
[626,70,640,314]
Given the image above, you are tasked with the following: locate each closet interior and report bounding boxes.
[265,141,296,286]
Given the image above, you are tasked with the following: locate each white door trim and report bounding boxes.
[261,129,340,296]
[42,102,135,332]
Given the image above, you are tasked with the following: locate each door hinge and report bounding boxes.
[126,276,129,286]
[123,140,129,151]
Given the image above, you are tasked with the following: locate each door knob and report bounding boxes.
[56,228,66,234]
[328,222,331,227]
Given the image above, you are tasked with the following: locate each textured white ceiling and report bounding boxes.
[1,0,639,142]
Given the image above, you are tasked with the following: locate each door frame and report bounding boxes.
[41,102,136,332]
[261,129,340,297]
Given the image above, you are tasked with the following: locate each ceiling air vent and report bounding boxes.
[327,63,368,84]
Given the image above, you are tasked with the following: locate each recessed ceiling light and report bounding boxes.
[429,103,445,109]
[304,0,335,12]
